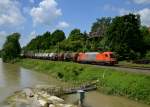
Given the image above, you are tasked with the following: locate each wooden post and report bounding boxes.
[77,90,85,106]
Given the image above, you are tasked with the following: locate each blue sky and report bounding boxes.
[0,0,150,48]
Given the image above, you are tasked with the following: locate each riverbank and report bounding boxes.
[19,59,150,105]
[4,86,78,107]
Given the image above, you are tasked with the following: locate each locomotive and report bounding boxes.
[23,51,118,65]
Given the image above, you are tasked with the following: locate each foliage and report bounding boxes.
[25,30,65,52]
[68,29,85,41]
[90,17,112,37]
[2,33,21,62]
[105,14,143,60]
[57,29,89,52]
[145,51,150,60]
[21,59,150,104]
[51,30,66,45]
[59,40,84,52]
[140,26,150,53]
[25,32,51,51]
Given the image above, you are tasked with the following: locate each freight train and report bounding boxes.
[22,51,118,65]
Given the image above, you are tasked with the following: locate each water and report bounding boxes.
[0,59,61,103]
[0,59,149,107]
[65,92,150,107]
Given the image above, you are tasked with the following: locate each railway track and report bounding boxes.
[115,64,150,71]
[95,64,150,75]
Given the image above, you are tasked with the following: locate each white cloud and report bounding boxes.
[119,8,150,26]
[56,21,70,29]
[104,4,132,15]
[0,0,25,27]
[0,31,7,49]
[104,4,150,26]
[118,8,150,26]
[138,8,150,26]
[129,0,150,4]
[30,0,62,26]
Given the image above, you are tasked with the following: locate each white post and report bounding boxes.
[77,90,85,106]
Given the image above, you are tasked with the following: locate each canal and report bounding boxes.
[0,59,149,107]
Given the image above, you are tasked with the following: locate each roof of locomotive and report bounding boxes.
[78,51,114,54]
[102,51,114,54]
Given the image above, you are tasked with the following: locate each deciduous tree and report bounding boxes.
[2,33,21,62]
[105,14,143,60]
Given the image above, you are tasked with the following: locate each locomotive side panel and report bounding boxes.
[85,52,98,62]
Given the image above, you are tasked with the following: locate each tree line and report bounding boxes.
[1,13,150,62]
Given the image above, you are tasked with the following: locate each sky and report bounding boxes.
[0,0,150,48]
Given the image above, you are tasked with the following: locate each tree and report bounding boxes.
[145,51,150,59]
[51,30,66,45]
[68,29,84,41]
[41,31,51,49]
[59,40,84,52]
[24,30,66,52]
[88,17,112,52]
[140,26,150,52]
[25,35,43,51]
[90,17,112,37]
[25,31,51,51]
[105,14,143,60]
[64,29,87,52]
[2,33,21,62]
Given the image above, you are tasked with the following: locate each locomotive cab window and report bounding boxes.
[105,54,108,57]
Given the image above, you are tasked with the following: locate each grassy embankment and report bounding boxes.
[20,59,150,104]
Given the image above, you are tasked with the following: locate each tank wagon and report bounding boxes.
[23,51,117,65]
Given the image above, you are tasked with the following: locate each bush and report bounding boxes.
[2,33,21,63]
[145,51,150,60]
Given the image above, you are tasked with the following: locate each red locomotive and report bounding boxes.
[77,52,117,65]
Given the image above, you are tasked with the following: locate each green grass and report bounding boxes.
[20,59,150,104]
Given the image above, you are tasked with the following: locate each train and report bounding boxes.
[22,51,118,65]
